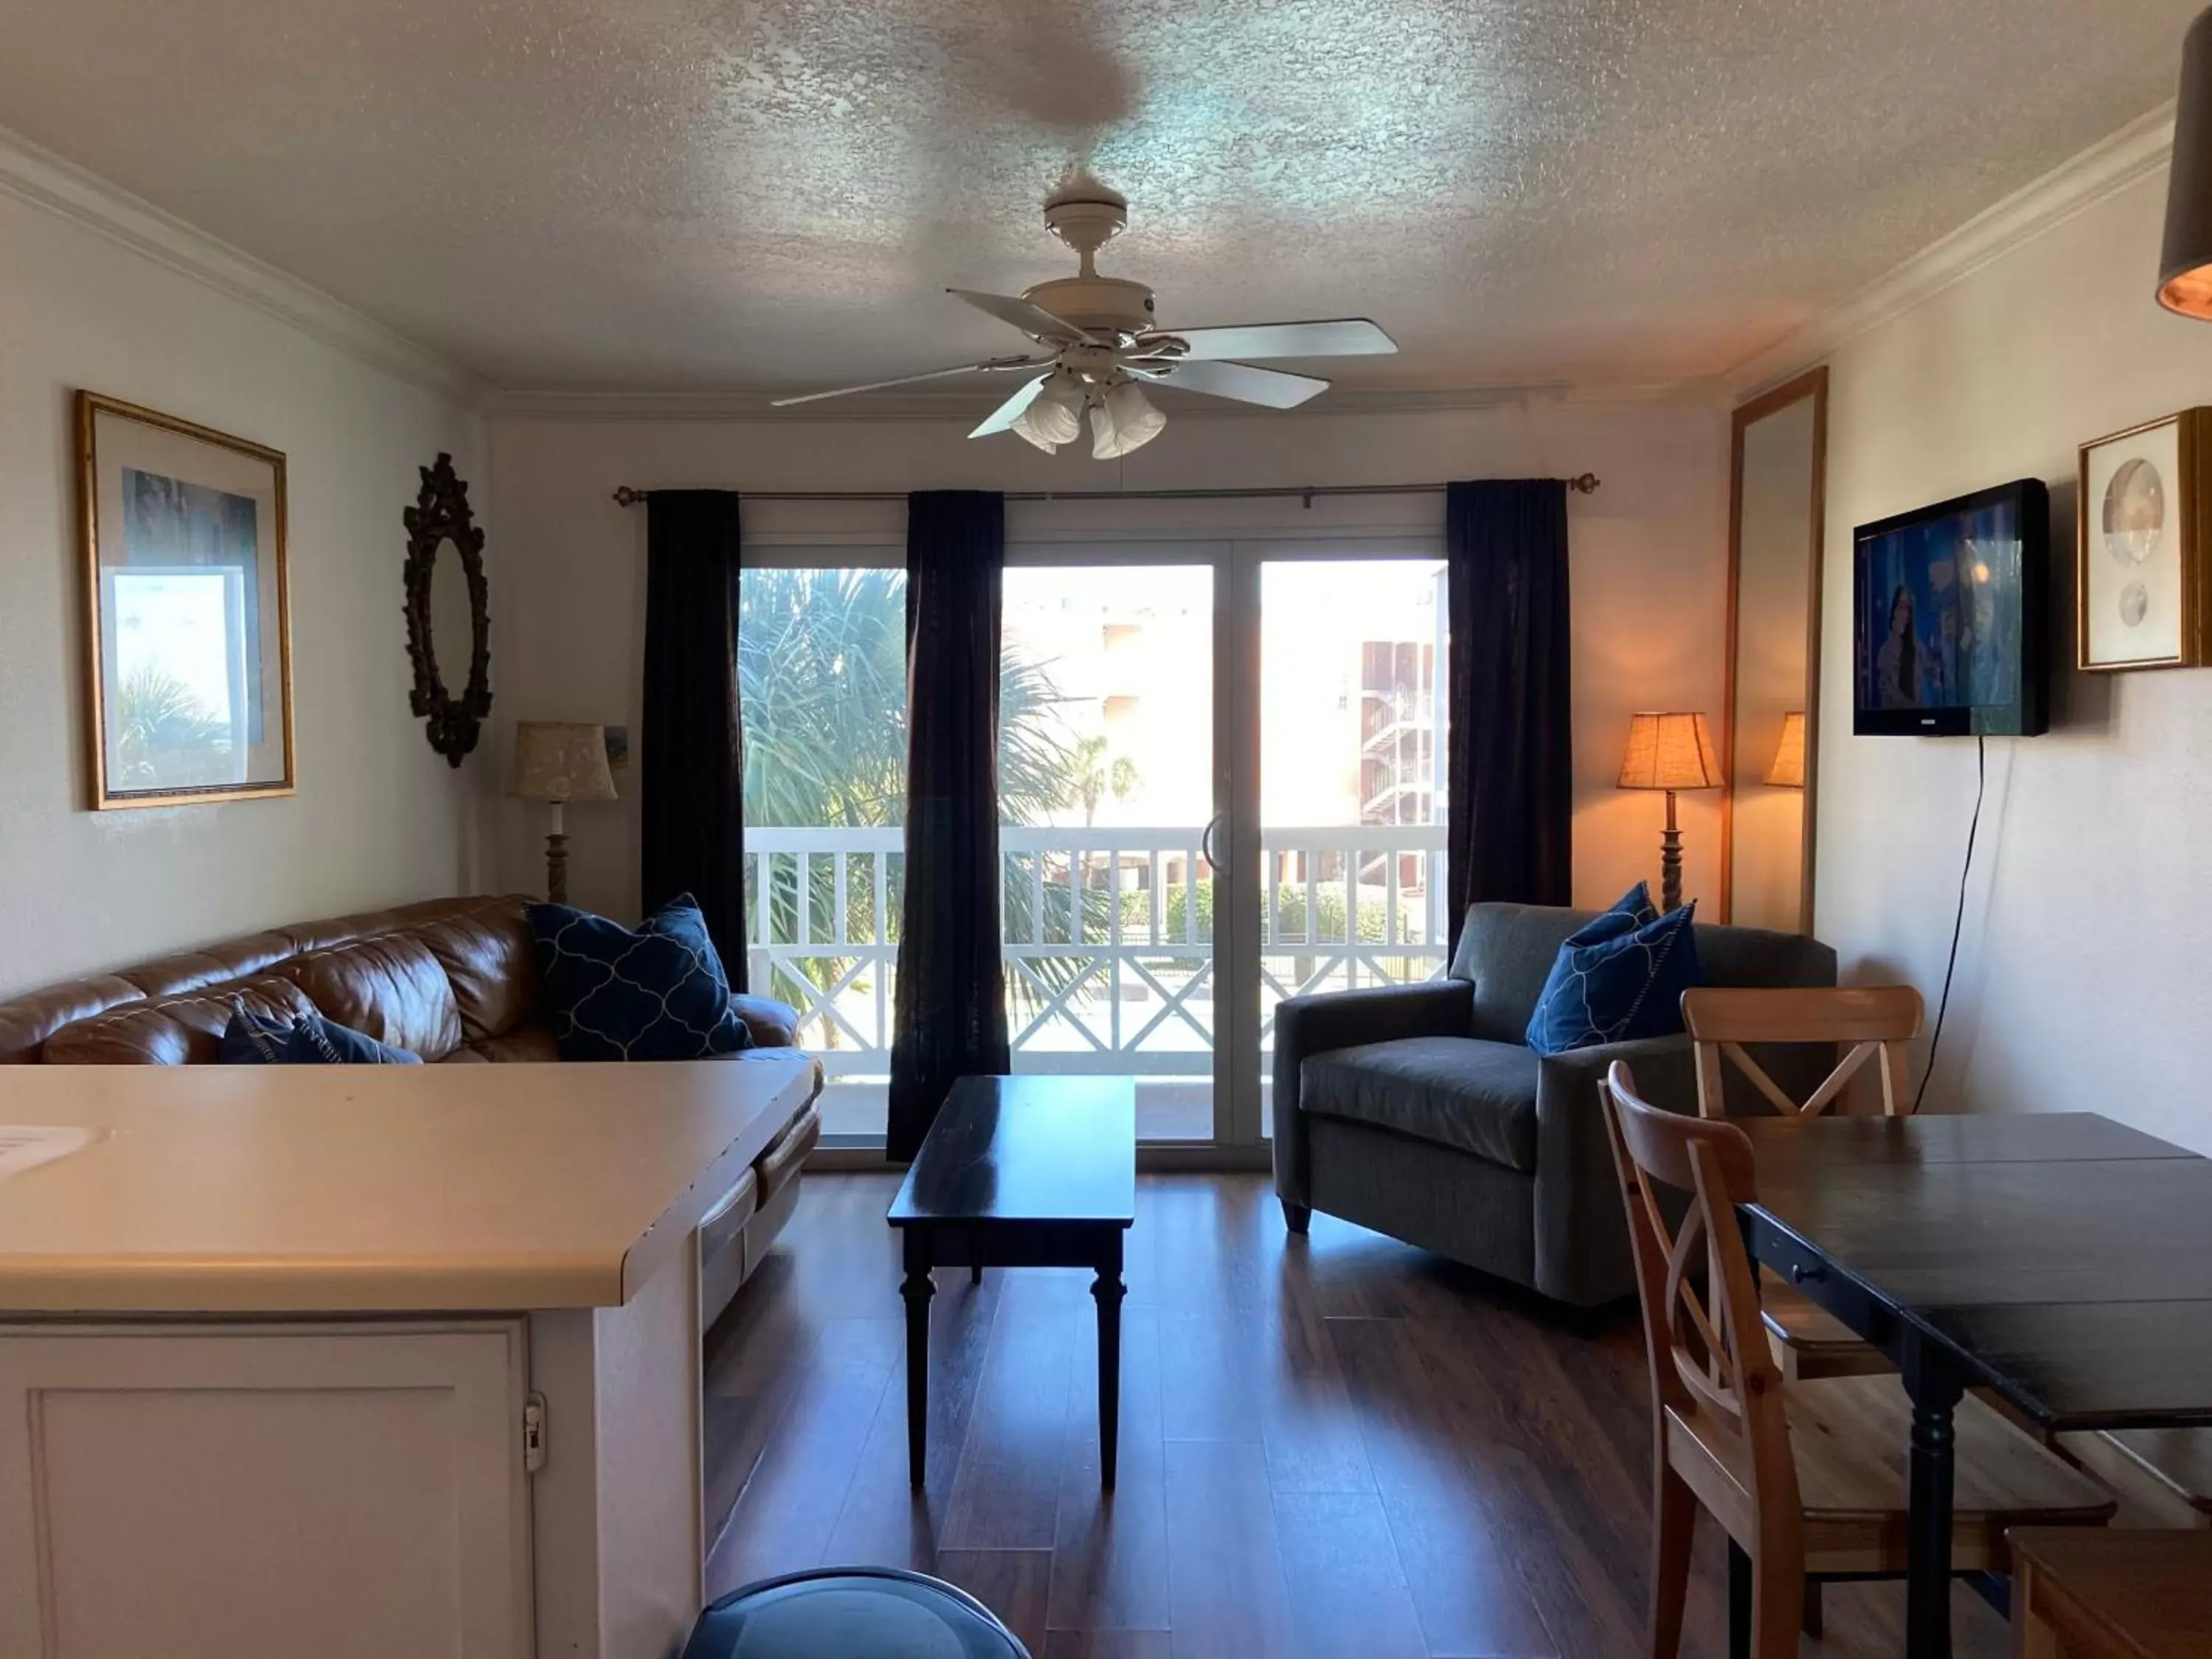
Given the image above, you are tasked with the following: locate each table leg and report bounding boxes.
[1903,1342,1964,1659]
[902,1229,934,1489]
[1091,1234,1126,1490]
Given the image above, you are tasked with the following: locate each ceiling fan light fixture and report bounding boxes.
[1012,369,1085,448]
[1090,378,1166,459]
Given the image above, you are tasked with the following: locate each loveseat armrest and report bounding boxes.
[730,993,802,1049]
[1273,981,1474,1204]
[1531,1033,1700,1307]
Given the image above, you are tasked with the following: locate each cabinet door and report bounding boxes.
[0,1321,531,1659]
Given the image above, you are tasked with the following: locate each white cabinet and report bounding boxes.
[0,1321,533,1659]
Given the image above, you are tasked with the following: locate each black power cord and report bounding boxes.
[1914,734,1986,1114]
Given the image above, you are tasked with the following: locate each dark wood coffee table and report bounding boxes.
[888,1074,1135,1489]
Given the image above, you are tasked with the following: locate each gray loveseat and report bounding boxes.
[1273,900,1836,1308]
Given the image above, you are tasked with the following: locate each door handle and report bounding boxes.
[1200,813,1225,872]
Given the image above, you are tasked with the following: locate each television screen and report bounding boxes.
[1853,479,2048,736]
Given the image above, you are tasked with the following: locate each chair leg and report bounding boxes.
[1280,1199,1311,1234]
[1751,1544,1806,1659]
[1727,1541,1751,1659]
[1650,1464,1697,1659]
[1801,1579,1823,1640]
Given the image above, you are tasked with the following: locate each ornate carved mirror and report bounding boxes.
[403,453,492,765]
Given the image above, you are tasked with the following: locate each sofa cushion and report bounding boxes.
[414,902,538,1042]
[1450,904,1606,1043]
[42,976,319,1065]
[526,896,755,1062]
[1450,900,1837,1043]
[470,1023,563,1062]
[1526,902,1703,1056]
[279,933,467,1060]
[1301,1036,1541,1173]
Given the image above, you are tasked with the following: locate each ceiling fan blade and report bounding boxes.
[969,373,1052,438]
[1138,318,1397,361]
[949,288,1088,344]
[1130,358,1329,409]
[769,355,1046,407]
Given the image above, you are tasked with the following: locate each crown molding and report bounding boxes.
[480,377,1713,423]
[0,122,484,406]
[1725,102,2178,398]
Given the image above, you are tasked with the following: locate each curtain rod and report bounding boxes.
[608,476,1599,508]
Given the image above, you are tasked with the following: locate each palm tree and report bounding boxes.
[111,665,230,787]
[1067,734,1141,827]
[736,567,1091,1034]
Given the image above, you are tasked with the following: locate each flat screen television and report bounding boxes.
[1853,479,2048,736]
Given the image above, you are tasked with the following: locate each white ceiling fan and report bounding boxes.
[770,176,1398,458]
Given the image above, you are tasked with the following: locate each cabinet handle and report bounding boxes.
[1790,1263,1826,1285]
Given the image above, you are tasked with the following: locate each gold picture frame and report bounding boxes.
[2078,407,2212,672]
[77,391,295,808]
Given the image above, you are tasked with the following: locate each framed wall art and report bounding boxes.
[77,392,294,807]
[2078,408,2212,672]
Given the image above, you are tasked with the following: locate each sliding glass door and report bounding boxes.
[1000,552,1221,1141]
[1251,552,1451,1139]
[1005,537,1447,1150]
[742,535,1445,1152]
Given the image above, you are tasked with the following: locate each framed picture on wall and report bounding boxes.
[77,391,295,808]
[2078,408,2212,672]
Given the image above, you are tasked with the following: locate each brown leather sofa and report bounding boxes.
[0,893,821,1326]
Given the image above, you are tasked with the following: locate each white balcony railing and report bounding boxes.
[745,823,1448,1078]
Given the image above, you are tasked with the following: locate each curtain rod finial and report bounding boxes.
[1568,473,1600,495]
[613,485,648,507]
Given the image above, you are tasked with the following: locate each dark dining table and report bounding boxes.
[1736,1110,2212,1659]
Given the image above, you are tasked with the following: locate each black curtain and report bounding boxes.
[1445,479,1573,956]
[886,490,1011,1161]
[641,490,748,988]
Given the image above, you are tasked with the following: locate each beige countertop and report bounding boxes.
[0,1054,818,1315]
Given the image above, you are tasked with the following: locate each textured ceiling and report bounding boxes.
[1,1,2197,394]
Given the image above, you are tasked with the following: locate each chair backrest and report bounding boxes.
[1601,1061,1799,1532]
[1682,985,1924,1121]
[1449,902,1840,1045]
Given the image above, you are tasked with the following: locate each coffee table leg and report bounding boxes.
[1902,1341,1964,1659]
[1091,1233,1126,1490]
[902,1228,934,1489]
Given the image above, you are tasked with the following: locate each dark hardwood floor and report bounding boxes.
[704,1172,2010,1658]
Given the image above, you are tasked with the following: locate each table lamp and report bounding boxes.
[509,721,616,903]
[1764,711,1807,788]
[1616,711,1722,913]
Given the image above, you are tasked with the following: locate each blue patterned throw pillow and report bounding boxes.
[1525,896,1703,1056]
[221,1002,423,1065]
[526,894,755,1062]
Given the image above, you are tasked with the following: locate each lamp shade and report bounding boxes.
[1090,379,1166,459]
[2163,5,2212,317]
[1010,370,1086,452]
[509,721,617,804]
[1617,712,1722,791]
[1761,711,1807,787]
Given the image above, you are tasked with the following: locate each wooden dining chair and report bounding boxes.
[2010,1527,2212,1658]
[1683,985,1924,1383]
[1599,1060,2116,1659]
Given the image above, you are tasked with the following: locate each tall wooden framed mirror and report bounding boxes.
[1720,367,1826,932]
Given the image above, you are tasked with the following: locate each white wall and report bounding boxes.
[0,183,490,995]
[1812,162,2212,1151]
[487,398,1729,923]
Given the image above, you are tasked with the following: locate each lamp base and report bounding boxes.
[1658,788,1683,914]
[545,832,569,905]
